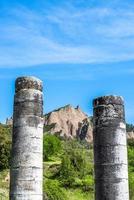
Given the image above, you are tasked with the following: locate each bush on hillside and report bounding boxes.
[59,140,94,188]
[128,140,134,200]
[44,179,67,200]
[43,134,62,161]
[0,125,11,170]
[128,139,134,147]
[59,152,76,186]
[129,173,134,200]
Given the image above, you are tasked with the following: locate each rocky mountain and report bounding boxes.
[44,105,93,143]
[5,105,134,143]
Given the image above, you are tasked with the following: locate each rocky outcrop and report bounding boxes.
[6,117,13,126]
[127,132,134,139]
[44,105,93,143]
[5,105,134,143]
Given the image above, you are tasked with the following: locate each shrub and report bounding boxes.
[128,139,134,147]
[44,179,67,200]
[128,140,134,200]
[43,134,62,161]
[60,153,76,186]
[0,125,11,170]
[129,173,134,200]
[82,175,94,192]
[128,140,134,173]
[59,140,94,188]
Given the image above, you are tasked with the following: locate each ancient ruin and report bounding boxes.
[93,95,129,200]
[10,77,44,200]
[9,77,130,200]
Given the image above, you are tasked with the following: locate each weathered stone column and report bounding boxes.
[93,95,129,200]
[10,76,43,200]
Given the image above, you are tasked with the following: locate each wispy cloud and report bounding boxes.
[1,1,134,67]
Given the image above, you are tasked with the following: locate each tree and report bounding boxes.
[43,133,62,161]
[59,140,94,188]
[0,124,11,170]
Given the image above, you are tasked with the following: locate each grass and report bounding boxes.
[65,189,94,200]
[0,170,9,200]
[44,156,61,166]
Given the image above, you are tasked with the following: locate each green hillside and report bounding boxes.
[0,124,134,200]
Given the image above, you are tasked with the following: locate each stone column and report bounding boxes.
[93,95,129,200]
[10,76,44,200]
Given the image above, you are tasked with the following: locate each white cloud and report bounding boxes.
[1,3,134,67]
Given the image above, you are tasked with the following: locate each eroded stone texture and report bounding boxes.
[10,76,43,200]
[93,95,129,200]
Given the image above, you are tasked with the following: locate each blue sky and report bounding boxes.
[0,0,134,123]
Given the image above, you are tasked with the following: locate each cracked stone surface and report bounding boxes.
[10,76,43,200]
[93,95,129,200]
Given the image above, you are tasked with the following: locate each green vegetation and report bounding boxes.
[0,169,9,199]
[59,140,93,187]
[44,179,67,200]
[43,135,94,200]
[128,139,134,200]
[0,124,11,199]
[0,124,11,170]
[0,124,134,200]
[43,135,134,200]
[126,123,134,132]
[43,134,62,161]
